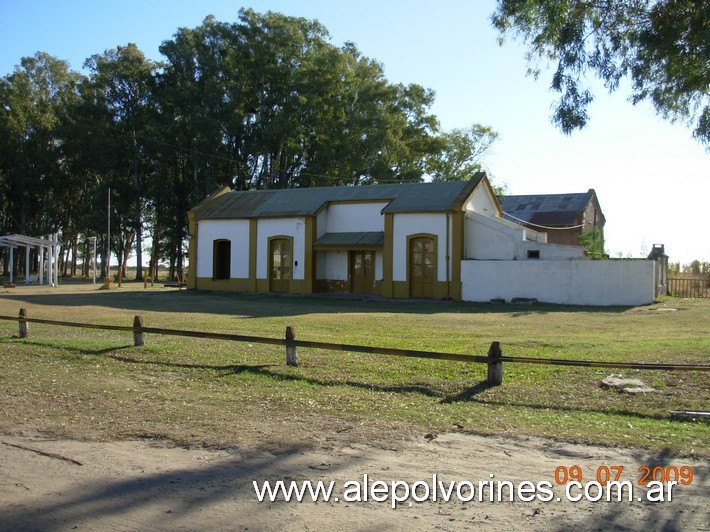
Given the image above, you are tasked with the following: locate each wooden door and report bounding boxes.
[350,251,374,294]
[270,238,292,292]
[410,237,435,298]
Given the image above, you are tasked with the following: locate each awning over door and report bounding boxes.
[313,232,384,251]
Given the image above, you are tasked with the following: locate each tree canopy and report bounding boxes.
[492,0,710,146]
[0,9,497,280]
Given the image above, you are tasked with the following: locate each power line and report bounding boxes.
[502,211,590,230]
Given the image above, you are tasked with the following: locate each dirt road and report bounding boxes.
[1,428,707,531]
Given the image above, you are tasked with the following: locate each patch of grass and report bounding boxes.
[0,284,708,456]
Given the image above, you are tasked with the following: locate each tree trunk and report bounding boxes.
[81,240,88,277]
[100,240,107,279]
[71,237,78,277]
[133,131,143,281]
[61,244,70,277]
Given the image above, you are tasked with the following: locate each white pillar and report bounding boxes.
[9,246,14,283]
[47,237,52,285]
[39,243,44,285]
[25,245,30,284]
[53,233,59,286]
[92,237,97,285]
[47,237,53,287]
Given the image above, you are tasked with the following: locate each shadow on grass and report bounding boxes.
[90,349,674,422]
[105,352,442,398]
[15,340,135,357]
[7,338,682,423]
[0,286,632,319]
[441,388,678,423]
[441,381,496,402]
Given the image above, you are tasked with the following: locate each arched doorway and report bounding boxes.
[409,236,435,298]
[269,237,292,292]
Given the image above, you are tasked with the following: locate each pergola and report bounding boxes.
[0,233,60,286]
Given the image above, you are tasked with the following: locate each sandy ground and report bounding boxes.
[0,428,707,531]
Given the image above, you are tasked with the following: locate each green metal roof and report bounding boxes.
[194,174,485,220]
[313,232,384,249]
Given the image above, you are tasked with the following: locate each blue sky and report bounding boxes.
[1,0,708,265]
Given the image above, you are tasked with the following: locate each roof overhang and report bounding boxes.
[313,231,384,251]
[0,234,61,248]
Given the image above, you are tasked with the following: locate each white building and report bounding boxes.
[187,173,656,306]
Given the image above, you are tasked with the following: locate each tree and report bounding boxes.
[0,52,83,239]
[1,10,502,279]
[491,0,710,146]
[427,124,499,183]
[579,228,605,259]
[84,44,159,279]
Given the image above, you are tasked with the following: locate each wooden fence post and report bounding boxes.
[18,308,28,339]
[285,326,298,366]
[487,341,502,386]
[133,315,145,346]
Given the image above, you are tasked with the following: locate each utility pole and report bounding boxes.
[102,188,112,289]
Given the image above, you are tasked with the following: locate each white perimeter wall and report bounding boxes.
[461,260,655,306]
[393,213,449,282]
[196,220,250,278]
[256,218,306,280]
[324,202,388,233]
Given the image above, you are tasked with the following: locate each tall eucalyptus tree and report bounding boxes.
[84,44,159,279]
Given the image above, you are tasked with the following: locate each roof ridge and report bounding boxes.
[503,191,589,198]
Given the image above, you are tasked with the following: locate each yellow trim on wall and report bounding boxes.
[187,211,197,289]
[303,217,316,293]
[381,213,394,297]
[195,277,253,292]
[450,210,464,299]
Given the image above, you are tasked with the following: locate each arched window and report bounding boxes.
[213,239,231,280]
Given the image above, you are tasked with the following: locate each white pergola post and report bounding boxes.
[46,238,51,286]
[39,241,44,285]
[24,245,30,284]
[53,233,59,286]
[1,234,62,287]
[90,236,97,285]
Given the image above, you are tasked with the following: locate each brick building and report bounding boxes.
[500,189,605,247]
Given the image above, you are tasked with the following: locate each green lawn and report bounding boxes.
[0,283,708,456]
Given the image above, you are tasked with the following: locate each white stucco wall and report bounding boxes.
[392,213,449,282]
[521,240,584,260]
[461,259,655,306]
[465,211,583,261]
[323,250,348,280]
[324,202,388,233]
[316,209,327,238]
[255,218,306,280]
[316,250,383,281]
[196,219,250,278]
[465,184,498,217]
